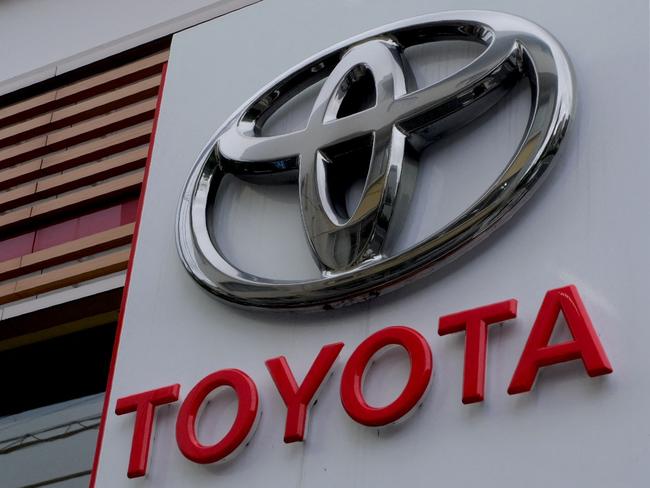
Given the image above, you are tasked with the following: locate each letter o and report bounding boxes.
[176,369,259,464]
[340,326,433,426]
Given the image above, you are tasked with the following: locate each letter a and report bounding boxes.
[508,285,612,394]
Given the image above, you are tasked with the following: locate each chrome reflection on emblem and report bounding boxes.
[177,11,574,311]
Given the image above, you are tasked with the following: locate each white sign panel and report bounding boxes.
[92,0,650,487]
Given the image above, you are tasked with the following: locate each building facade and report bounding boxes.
[1,1,649,487]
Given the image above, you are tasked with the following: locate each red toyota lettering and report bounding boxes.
[439,299,517,403]
[176,369,259,464]
[266,342,344,442]
[340,326,433,426]
[115,384,180,478]
[508,285,613,394]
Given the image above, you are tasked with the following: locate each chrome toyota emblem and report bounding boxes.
[177,11,574,311]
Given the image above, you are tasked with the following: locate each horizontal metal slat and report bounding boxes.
[0,113,53,149]
[31,170,144,217]
[0,146,147,212]
[0,183,37,212]
[0,223,134,281]
[0,122,152,189]
[48,97,157,146]
[0,160,41,191]
[0,75,161,149]
[0,170,144,236]
[0,50,168,129]
[0,137,47,170]
[41,122,152,172]
[0,97,156,169]
[39,145,149,193]
[56,50,167,102]
[0,92,57,129]
[0,248,130,305]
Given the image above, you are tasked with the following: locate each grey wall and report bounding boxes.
[0,0,259,95]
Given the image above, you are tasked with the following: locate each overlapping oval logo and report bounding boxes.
[176,11,574,311]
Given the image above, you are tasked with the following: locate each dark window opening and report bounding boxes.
[0,322,116,417]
